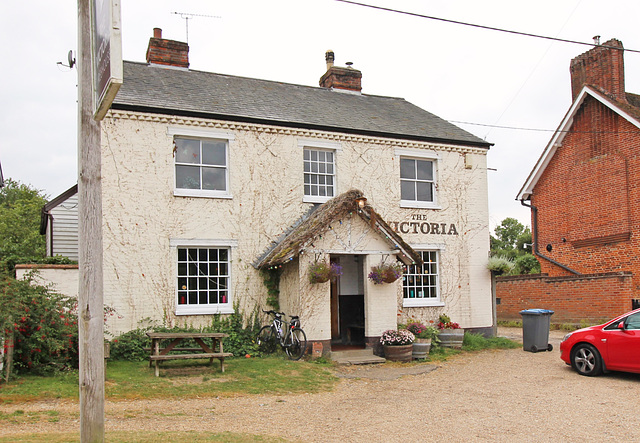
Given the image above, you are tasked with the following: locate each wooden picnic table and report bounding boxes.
[146,332,233,377]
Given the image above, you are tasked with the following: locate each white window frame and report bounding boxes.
[170,239,238,315]
[396,148,440,209]
[402,247,445,308]
[168,127,235,199]
[300,139,341,204]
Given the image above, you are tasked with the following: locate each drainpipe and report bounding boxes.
[520,199,581,275]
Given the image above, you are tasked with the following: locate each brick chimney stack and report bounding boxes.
[570,38,625,102]
[146,28,189,69]
[319,50,362,92]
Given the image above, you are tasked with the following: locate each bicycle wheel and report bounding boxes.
[256,325,277,355]
[284,327,307,360]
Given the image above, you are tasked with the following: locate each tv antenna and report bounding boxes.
[171,11,221,43]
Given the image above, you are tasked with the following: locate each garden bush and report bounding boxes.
[109,306,264,360]
[0,271,78,376]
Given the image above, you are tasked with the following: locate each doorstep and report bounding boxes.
[329,348,386,365]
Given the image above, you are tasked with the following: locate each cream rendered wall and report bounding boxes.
[101,110,490,335]
[15,265,79,299]
[281,213,401,341]
[364,254,399,337]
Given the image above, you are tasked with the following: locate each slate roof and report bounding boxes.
[112,61,490,148]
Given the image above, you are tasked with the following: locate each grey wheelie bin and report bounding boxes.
[519,309,554,352]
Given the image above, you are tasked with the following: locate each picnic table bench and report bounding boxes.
[146,332,233,377]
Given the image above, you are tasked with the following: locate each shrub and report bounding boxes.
[406,322,439,341]
[109,306,264,360]
[487,255,515,275]
[0,271,78,376]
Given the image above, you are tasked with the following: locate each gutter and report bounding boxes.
[520,199,581,275]
[110,103,493,149]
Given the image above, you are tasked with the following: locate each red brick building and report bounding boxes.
[499,39,640,323]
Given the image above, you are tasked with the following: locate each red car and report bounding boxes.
[560,308,640,376]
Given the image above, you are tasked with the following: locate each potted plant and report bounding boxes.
[406,321,439,359]
[380,329,414,361]
[308,261,342,284]
[368,261,404,284]
[437,314,464,348]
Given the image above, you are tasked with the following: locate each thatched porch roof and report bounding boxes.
[253,189,422,269]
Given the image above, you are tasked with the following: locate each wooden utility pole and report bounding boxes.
[78,0,105,440]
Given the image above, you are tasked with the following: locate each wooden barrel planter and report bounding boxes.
[383,344,413,362]
[412,339,432,360]
[438,329,464,348]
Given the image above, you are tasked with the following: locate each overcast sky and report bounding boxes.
[2,0,639,230]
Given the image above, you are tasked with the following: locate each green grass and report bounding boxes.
[0,356,337,403]
[0,334,520,404]
[462,332,520,351]
[426,332,520,361]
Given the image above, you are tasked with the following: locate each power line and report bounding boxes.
[333,0,640,54]
[450,119,640,134]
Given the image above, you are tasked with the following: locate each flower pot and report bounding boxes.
[381,273,399,283]
[412,338,432,360]
[438,329,464,348]
[383,344,413,362]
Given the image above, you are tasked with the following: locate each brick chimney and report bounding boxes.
[570,38,625,102]
[319,50,362,92]
[146,28,189,68]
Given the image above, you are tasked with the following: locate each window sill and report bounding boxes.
[304,196,333,204]
[402,300,445,308]
[174,189,233,199]
[176,306,235,316]
[400,201,441,210]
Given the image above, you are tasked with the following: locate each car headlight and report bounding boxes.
[562,332,573,342]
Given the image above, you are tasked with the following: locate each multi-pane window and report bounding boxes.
[400,158,435,204]
[177,247,229,311]
[304,148,335,200]
[175,137,227,193]
[403,251,439,302]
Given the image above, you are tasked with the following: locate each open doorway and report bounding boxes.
[330,255,365,347]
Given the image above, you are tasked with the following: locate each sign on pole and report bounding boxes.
[92,0,122,121]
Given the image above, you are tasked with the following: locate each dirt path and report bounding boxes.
[2,328,640,441]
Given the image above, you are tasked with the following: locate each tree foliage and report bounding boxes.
[490,217,540,275]
[0,179,47,271]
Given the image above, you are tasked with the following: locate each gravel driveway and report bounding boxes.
[2,327,640,442]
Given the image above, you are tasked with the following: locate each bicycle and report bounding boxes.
[256,310,307,360]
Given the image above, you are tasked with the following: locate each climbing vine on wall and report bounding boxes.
[260,268,282,310]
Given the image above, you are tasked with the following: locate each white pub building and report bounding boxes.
[42,29,493,355]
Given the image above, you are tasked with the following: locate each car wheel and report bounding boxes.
[571,343,603,376]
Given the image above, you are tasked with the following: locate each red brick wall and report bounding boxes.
[146,38,189,68]
[531,96,640,298]
[570,39,625,101]
[496,272,634,323]
[319,67,362,92]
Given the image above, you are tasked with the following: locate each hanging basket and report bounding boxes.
[308,261,343,284]
[368,262,404,285]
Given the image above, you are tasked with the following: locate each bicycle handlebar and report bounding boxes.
[262,309,285,317]
[262,309,299,319]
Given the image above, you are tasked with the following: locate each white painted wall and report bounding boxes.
[98,110,491,336]
[15,265,79,299]
[47,194,79,261]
